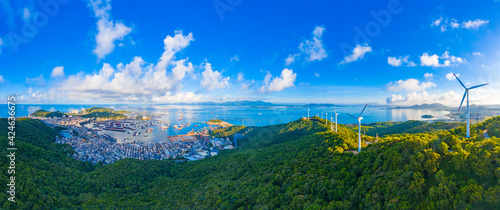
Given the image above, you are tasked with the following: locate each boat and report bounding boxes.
[144,134,149,137]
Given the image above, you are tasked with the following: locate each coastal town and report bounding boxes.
[28,109,237,164]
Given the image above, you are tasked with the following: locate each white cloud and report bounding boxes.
[446,73,459,80]
[432,17,443,27]
[51,66,65,78]
[25,74,45,86]
[450,19,460,29]
[260,68,297,92]
[0,75,4,83]
[440,25,447,32]
[462,19,489,29]
[340,44,372,64]
[285,53,299,66]
[53,31,197,102]
[420,53,440,67]
[300,26,328,62]
[23,7,30,20]
[240,79,255,92]
[473,52,482,56]
[388,55,416,67]
[314,73,319,77]
[386,78,436,92]
[200,62,229,91]
[420,51,465,67]
[89,0,132,60]
[151,92,202,103]
[0,38,3,53]
[230,55,239,62]
[236,72,244,82]
[157,30,194,72]
[286,26,328,65]
[424,73,434,80]
[386,90,460,106]
[432,17,489,31]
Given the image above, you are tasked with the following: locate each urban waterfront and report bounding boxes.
[14,104,456,165]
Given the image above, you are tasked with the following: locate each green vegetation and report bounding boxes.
[31,110,67,118]
[115,110,131,114]
[422,114,434,118]
[79,107,127,119]
[208,119,223,123]
[80,112,126,119]
[349,120,464,136]
[1,116,500,209]
[85,107,115,113]
[210,125,246,138]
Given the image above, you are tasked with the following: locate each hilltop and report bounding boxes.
[206,119,233,127]
[31,110,67,118]
[1,116,500,208]
[85,107,116,113]
[81,107,127,119]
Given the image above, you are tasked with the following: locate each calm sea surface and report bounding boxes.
[1,104,451,143]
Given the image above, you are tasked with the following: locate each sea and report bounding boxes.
[0,104,452,143]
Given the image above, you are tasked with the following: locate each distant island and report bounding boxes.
[161,100,277,107]
[421,115,434,119]
[390,103,450,110]
[303,103,352,107]
[31,107,129,119]
[31,110,67,118]
[206,119,233,127]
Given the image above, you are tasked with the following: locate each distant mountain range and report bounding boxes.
[390,103,450,110]
[302,103,352,107]
[165,100,277,106]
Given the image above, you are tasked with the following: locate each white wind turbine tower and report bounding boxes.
[330,115,333,131]
[454,74,488,138]
[335,111,339,132]
[347,104,368,153]
[307,108,310,119]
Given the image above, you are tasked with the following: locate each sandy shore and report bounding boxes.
[206,121,233,127]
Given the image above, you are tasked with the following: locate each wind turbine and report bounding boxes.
[335,111,339,132]
[330,115,333,131]
[347,104,368,153]
[454,74,488,138]
[307,108,309,119]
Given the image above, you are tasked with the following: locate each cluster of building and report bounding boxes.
[30,115,90,127]
[33,114,236,164]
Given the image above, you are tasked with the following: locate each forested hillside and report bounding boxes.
[1,116,499,209]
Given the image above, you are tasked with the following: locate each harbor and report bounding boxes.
[29,111,236,164]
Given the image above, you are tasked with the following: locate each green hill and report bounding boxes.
[80,107,127,119]
[1,116,500,209]
[31,110,67,118]
[85,107,115,113]
[349,120,465,136]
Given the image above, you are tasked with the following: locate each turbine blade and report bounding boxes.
[358,104,368,118]
[458,91,467,111]
[469,83,489,90]
[347,113,358,119]
[454,74,466,89]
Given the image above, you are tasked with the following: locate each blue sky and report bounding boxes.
[0,0,499,105]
